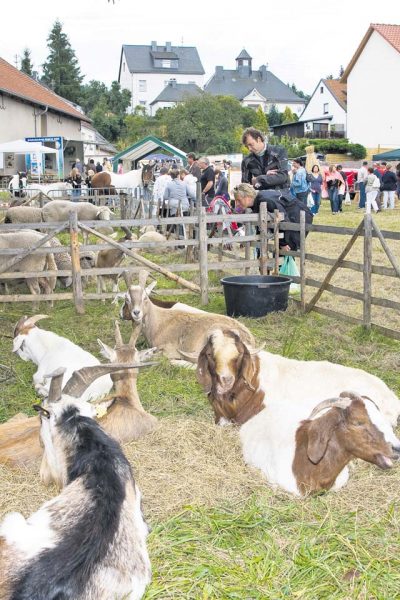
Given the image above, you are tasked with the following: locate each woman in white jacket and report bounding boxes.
[365,167,381,214]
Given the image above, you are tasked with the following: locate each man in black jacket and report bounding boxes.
[241,127,290,191]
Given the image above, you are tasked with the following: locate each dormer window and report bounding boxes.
[162,60,171,68]
[320,86,324,93]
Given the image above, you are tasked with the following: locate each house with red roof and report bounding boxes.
[296,78,347,138]
[341,23,400,152]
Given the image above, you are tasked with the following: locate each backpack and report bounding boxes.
[207,195,238,232]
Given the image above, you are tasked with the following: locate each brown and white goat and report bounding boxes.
[240,391,400,496]
[0,368,151,600]
[96,227,134,295]
[97,321,158,442]
[192,330,400,427]
[119,270,255,363]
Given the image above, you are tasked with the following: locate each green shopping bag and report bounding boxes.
[279,256,300,293]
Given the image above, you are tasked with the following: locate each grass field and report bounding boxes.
[0,198,399,598]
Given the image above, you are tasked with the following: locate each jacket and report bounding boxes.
[381,171,397,192]
[241,144,290,190]
[163,179,189,214]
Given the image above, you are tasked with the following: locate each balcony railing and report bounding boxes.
[306,131,345,139]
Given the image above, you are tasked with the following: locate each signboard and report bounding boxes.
[25,136,64,178]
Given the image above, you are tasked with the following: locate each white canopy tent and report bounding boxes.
[0,139,57,182]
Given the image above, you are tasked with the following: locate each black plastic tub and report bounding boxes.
[221,275,292,318]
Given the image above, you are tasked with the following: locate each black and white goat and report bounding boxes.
[0,367,151,599]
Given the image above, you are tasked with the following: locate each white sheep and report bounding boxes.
[240,391,400,496]
[42,200,112,223]
[4,205,43,225]
[12,314,112,400]
[0,367,151,600]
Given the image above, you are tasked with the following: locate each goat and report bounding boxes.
[97,321,158,442]
[119,270,255,364]
[12,314,112,400]
[0,231,57,299]
[0,368,151,600]
[192,330,400,427]
[240,391,400,496]
[96,227,133,295]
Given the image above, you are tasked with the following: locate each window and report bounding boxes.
[313,123,329,132]
[123,62,125,72]
[323,103,329,114]
[139,100,146,106]
[320,86,324,93]
[139,80,147,92]
[162,60,171,68]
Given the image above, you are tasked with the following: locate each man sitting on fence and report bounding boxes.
[233,183,313,253]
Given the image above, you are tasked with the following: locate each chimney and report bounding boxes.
[215,66,224,80]
[259,65,267,81]
[166,41,172,52]
[151,41,157,51]
[169,78,177,88]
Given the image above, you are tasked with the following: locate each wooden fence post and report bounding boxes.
[69,211,85,314]
[273,209,280,275]
[258,202,268,275]
[363,213,372,329]
[300,210,306,311]
[199,207,209,304]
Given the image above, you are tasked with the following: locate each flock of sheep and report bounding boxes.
[0,268,399,598]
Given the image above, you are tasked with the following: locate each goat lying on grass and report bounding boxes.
[0,368,151,600]
[241,391,400,496]
[190,330,400,427]
[119,270,255,365]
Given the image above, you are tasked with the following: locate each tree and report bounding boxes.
[42,20,83,103]
[325,74,334,80]
[339,65,344,78]
[20,48,33,77]
[79,80,132,142]
[281,106,296,124]
[290,83,310,103]
[267,104,282,127]
[254,106,268,132]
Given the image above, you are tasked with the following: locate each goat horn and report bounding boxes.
[121,225,132,239]
[339,390,380,412]
[248,343,266,355]
[62,362,157,398]
[177,349,199,363]
[308,397,352,420]
[114,320,123,347]
[122,270,134,288]
[45,367,67,403]
[138,269,150,289]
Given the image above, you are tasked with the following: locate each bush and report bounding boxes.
[269,136,366,160]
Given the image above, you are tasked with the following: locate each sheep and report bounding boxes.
[0,231,57,298]
[119,270,255,364]
[240,391,400,496]
[0,368,151,600]
[12,314,112,400]
[48,237,73,288]
[192,330,400,427]
[97,320,158,442]
[42,200,113,244]
[137,230,167,254]
[4,205,43,225]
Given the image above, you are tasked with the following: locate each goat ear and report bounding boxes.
[197,348,212,394]
[240,348,255,390]
[94,398,116,419]
[145,281,157,295]
[97,339,116,361]
[306,410,342,465]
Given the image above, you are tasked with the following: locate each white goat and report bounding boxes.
[12,314,112,400]
[0,368,151,600]
[240,391,400,496]
[193,330,400,428]
[119,270,255,363]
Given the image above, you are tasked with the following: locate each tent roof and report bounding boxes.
[372,148,400,161]
[113,136,187,167]
[0,139,57,154]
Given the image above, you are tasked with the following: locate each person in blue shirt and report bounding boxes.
[290,159,309,203]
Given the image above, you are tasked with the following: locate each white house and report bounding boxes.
[342,23,400,151]
[150,80,203,115]
[298,79,347,137]
[118,41,205,114]
[205,50,306,116]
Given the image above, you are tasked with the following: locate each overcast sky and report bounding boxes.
[1,0,399,94]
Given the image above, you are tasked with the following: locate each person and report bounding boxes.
[179,168,197,204]
[70,167,82,200]
[214,168,229,200]
[381,164,397,210]
[187,152,201,181]
[152,166,171,203]
[396,162,400,200]
[290,159,308,203]
[325,165,344,214]
[198,156,215,205]
[163,168,190,239]
[117,159,123,175]
[357,161,368,209]
[365,167,381,214]
[95,161,103,173]
[103,158,112,172]
[86,159,96,174]
[308,164,323,215]
[75,158,83,174]
[233,183,313,253]
[85,169,95,201]
[241,127,290,191]
[373,162,383,208]
[336,165,347,212]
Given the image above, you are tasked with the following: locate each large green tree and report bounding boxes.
[79,80,132,142]
[20,48,33,76]
[42,20,83,103]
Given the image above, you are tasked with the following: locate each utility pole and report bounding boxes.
[14,54,19,69]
